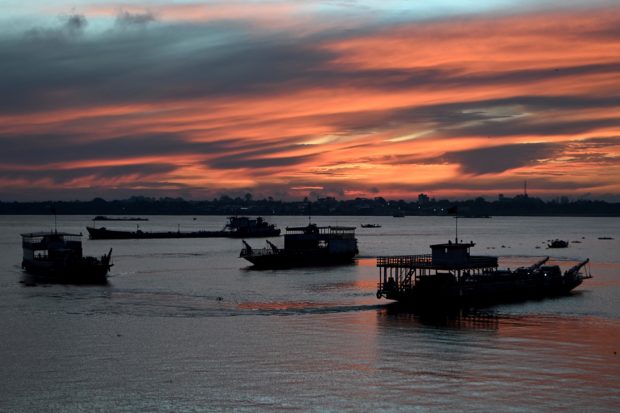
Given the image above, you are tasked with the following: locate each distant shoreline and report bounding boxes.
[2,213,619,217]
[1,196,619,217]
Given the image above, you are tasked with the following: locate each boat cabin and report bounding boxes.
[227,216,261,229]
[283,224,357,253]
[21,232,84,262]
[430,241,476,267]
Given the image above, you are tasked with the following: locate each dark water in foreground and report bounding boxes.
[1,215,619,412]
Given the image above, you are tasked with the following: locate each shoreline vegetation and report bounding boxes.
[1,194,619,217]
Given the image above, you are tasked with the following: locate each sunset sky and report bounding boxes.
[1,0,619,201]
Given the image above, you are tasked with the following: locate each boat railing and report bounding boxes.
[23,238,82,250]
[243,246,352,257]
[285,226,356,235]
[377,255,432,267]
[240,247,277,257]
[377,254,498,268]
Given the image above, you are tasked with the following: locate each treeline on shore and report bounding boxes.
[1,194,619,216]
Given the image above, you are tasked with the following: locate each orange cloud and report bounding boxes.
[1,5,619,200]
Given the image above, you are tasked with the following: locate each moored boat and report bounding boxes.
[376,240,591,307]
[87,216,280,240]
[240,224,358,268]
[361,224,381,228]
[548,239,569,248]
[21,231,112,283]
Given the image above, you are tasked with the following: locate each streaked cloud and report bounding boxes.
[443,143,561,175]
[0,1,619,200]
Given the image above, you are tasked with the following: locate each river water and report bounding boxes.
[0,215,618,412]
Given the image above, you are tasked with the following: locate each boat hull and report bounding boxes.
[242,250,357,269]
[382,274,585,307]
[87,226,280,240]
[22,258,110,284]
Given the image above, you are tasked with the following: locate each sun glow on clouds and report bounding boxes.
[0,2,619,200]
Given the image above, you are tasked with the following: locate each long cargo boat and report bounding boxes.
[87,216,280,240]
[93,215,148,221]
[376,239,591,307]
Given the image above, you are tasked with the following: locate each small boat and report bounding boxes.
[21,231,112,283]
[361,224,381,228]
[240,224,358,268]
[376,239,591,307]
[87,216,280,240]
[392,212,405,218]
[548,239,569,248]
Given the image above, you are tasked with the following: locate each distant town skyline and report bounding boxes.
[2,192,619,217]
[1,1,619,201]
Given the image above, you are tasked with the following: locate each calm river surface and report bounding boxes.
[1,215,619,412]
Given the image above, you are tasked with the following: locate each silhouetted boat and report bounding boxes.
[376,240,591,307]
[392,212,405,217]
[240,224,358,268]
[361,224,381,228]
[21,231,112,283]
[93,216,148,221]
[548,239,569,248]
[87,216,280,240]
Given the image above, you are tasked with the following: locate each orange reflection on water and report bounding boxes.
[497,314,620,384]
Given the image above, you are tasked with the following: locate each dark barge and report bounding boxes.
[87,216,280,240]
[240,224,358,268]
[376,240,591,307]
[93,215,148,221]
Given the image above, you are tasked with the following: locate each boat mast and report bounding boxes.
[447,205,458,243]
[455,213,458,243]
[52,204,57,234]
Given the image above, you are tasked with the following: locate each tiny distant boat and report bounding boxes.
[93,216,148,221]
[376,239,591,307]
[87,216,280,240]
[393,212,405,218]
[548,239,569,248]
[240,224,358,268]
[361,224,381,228]
[598,237,614,240]
[21,231,112,283]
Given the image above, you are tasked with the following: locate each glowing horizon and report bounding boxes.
[1,1,619,201]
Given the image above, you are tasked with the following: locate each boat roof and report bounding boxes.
[285,225,356,231]
[430,241,475,248]
[21,231,82,238]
